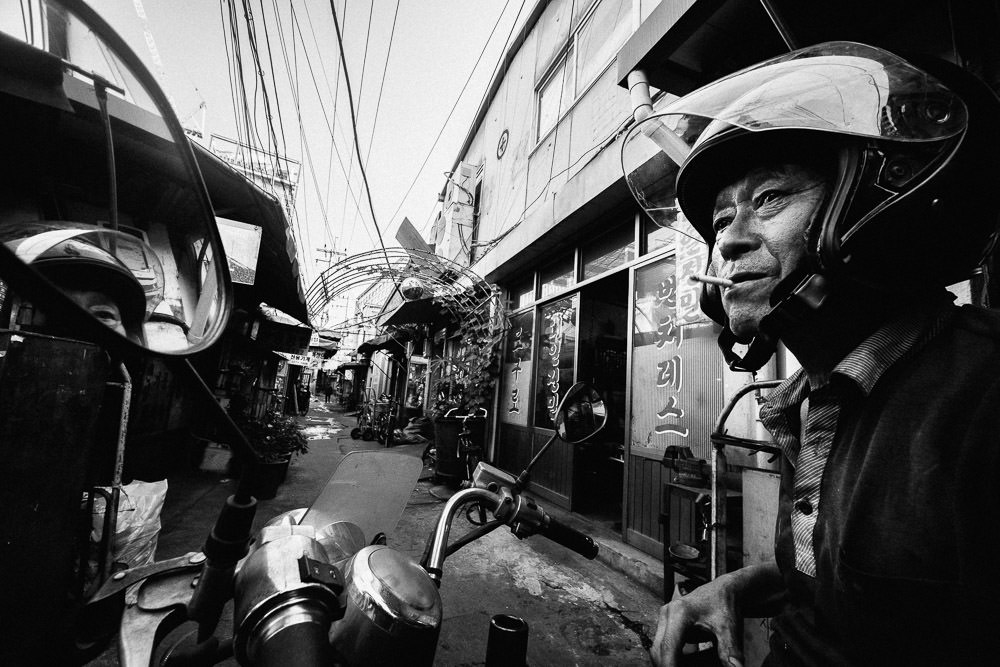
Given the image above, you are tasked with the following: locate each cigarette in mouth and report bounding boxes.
[689,274,734,288]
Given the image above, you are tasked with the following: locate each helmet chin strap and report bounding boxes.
[716,268,826,373]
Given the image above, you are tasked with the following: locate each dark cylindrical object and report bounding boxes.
[485,614,529,667]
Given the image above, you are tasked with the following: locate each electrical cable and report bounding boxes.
[343,0,377,253]
[298,0,344,233]
[290,3,376,248]
[256,0,292,165]
[386,0,520,236]
[347,2,378,250]
[265,0,320,271]
[328,0,402,301]
[361,0,400,170]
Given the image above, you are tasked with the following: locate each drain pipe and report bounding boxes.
[625,68,690,165]
[627,68,655,125]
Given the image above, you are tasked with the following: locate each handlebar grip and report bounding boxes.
[541,517,599,559]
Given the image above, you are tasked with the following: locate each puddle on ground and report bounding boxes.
[301,418,344,440]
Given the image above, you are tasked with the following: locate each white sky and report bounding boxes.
[89,0,529,291]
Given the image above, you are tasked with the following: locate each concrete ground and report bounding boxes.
[109,396,664,665]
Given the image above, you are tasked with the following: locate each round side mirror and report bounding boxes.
[554,383,607,444]
[0,0,231,356]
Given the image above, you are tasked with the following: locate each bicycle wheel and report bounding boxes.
[350,427,362,440]
[362,428,374,441]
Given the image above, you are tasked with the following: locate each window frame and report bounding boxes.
[532,0,638,147]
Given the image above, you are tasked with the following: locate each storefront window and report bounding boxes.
[534,294,578,429]
[643,215,673,255]
[630,255,724,460]
[539,254,575,299]
[500,311,534,426]
[582,222,635,280]
[509,277,535,309]
[405,360,427,412]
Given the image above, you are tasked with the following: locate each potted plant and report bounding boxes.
[231,405,309,499]
[428,327,501,488]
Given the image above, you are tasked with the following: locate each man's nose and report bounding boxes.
[715,207,759,261]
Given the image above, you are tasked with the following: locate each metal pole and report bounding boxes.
[102,362,132,583]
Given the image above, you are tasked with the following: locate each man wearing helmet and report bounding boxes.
[624,43,1000,666]
[1,224,159,344]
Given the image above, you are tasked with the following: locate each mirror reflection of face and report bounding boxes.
[709,163,828,339]
[63,289,127,337]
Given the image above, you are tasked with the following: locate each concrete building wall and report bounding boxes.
[436,0,646,281]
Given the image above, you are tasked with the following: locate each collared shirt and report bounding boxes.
[758,299,953,577]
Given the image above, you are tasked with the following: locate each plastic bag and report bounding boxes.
[90,479,168,570]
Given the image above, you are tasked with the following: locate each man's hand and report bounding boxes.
[650,561,784,667]
[650,573,743,667]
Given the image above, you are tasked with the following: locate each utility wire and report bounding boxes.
[289,4,376,248]
[361,0,400,170]
[343,0,377,252]
[264,0,315,282]
[416,0,527,239]
[328,0,402,301]
[387,0,520,236]
[292,0,375,248]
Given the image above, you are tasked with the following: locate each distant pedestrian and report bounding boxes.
[323,382,333,403]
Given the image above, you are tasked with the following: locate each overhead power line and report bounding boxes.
[328,0,402,300]
[387,0,521,235]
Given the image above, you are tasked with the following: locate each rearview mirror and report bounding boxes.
[554,383,607,444]
[0,0,231,355]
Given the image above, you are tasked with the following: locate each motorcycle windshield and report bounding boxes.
[621,41,968,231]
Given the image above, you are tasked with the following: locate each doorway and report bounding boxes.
[574,270,628,530]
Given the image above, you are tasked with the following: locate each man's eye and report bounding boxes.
[755,190,784,207]
[91,309,121,323]
[712,216,732,233]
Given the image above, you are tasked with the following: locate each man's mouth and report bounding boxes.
[725,271,770,287]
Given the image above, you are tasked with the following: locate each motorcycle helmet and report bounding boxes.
[622,42,1000,370]
[1,222,162,342]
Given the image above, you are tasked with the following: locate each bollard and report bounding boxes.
[485,614,529,666]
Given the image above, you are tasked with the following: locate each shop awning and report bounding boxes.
[378,297,451,329]
[274,351,312,367]
[615,0,935,95]
[357,332,409,355]
[193,143,309,325]
[335,362,369,374]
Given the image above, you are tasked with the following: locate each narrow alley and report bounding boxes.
[150,395,662,666]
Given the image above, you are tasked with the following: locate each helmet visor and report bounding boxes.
[1,222,164,323]
[622,41,968,234]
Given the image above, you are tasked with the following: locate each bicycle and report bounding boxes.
[445,407,489,523]
[373,396,399,446]
[351,397,375,440]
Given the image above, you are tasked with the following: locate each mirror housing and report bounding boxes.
[554,383,607,444]
[0,0,232,356]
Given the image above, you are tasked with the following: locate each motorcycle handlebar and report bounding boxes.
[540,517,599,560]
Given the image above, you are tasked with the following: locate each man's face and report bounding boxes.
[709,163,828,339]
[64,288,128,336]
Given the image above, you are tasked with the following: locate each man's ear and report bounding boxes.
[698,255,728,326]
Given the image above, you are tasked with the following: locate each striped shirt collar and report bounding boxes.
[760,295,957,462]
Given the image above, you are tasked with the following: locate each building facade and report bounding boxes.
[428,0,731,558]
[427,0,1000,566]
